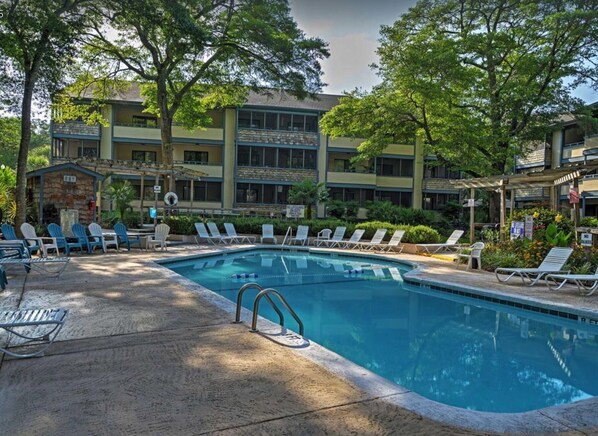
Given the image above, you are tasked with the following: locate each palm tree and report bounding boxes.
[288,180,329,219]
[108,180,136,219]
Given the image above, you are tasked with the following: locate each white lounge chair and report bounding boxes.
[0,308,68,358]
[455,241,485,270]
[357,229,388,251]
[545,266,598,295]
[147,224,170,250]
[495,247,573,286]
[379,230,405,253]
[207,222,235,244]
[194,223,220,245]
[316,227,346,248]
[289,225,309,246]
[416,230,465,254]
[20,223,59,257]
[261,224,277,244]
[88,223,119,252]
[342,229,366,249]
[224,223,256,244]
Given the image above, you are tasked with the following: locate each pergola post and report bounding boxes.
[139,173,145,225]
[190,179,194,213]
[469,187,475,243]
[499,185,506,230]
[510,189,515,219]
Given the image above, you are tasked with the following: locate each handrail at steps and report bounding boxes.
[235,282,284,326]
[251,288,304,336]
[281,226,293,246]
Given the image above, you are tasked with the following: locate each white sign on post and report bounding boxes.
[524,215,534,240]
[580,233,593,247]
[286,205,305,218]
[467,198,475,207]
[153,185,161,194]
[510,221,524,240]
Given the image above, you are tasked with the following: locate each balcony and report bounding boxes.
[53,121,100,137]
[113,123,224,142]
[237,128,318,146]
[173,161,223,178]
[327,171,376,186]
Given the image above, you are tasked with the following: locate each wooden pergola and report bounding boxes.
[56,157,208,221]
[449,163,598,242]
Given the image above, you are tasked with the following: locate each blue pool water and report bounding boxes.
[164,249,598,413]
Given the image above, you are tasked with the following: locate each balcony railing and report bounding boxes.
[53,121,101,137]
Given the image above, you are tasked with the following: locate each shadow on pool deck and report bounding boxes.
[0,245,595,435]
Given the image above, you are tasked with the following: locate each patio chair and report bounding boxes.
[495,247,573,286]
[261,224,277,244]
[224,223,256,244]
[341,229,365,249]
[207,222,235,244]
[194,223,222,245]
[20,223,59,257]
[0,265,6,290]
[316,227,346,248]
[1,223,41,257]
[289,225,309,246]
[545,266,598,296]
[313,228,332,246]
[147,223,170,250]
[416,230,465,254]
[72,223,105,254]
[0,241,70,277]
[379,230,406,253]
[114,223,143,251]
[88,223,118,252]
[47,223,84,256]
[455,242,485,270]
[0,308,68,358]
[357,229,388,251]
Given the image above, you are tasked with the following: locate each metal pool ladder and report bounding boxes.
[234,283,304,336]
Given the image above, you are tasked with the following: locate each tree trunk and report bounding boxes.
[15,72,35,229]
[157,82,175,192]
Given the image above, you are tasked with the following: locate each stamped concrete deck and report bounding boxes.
[0,244,596,435]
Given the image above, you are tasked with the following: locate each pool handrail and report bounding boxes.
[235,282,285,326]
[251,288,304,336]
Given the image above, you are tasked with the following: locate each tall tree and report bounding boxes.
[321,0,598,178]
[0,0,90,227]
[82,0,328,191]
[288,179,329,219]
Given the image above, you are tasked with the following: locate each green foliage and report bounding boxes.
[288,180,329,218]
[163,215,198,235]
[0,118,50,170]
[107,180,136,219]
[508,207,574,237]
[101,211,141,229]
[581,216,598,227]
[544,222,572,248]
[27,145,50,171]
[320,0,598,177]
[326,200,358,220]
[365,201,451,235]
[355,221,440,243]
[0,165,16,223]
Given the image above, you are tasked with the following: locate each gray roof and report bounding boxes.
[27,162,104,179]
[75,84,342,111]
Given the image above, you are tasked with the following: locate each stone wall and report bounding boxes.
[237,167,317,183]
[53,122,101,137]
[238,128,318,146]
[30,170,97,224]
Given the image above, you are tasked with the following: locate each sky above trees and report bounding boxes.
[291,0,597,102]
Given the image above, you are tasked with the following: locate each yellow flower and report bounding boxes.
[533,212,540,219]
[555,214,562,223]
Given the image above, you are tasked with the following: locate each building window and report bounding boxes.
[238,110,252,128]
[278,148,290,168]
[183,151,208,164]
[328,187,375,206]
[132,115,158,128]
[305,150,317,169]
[422,192,459,210]
[132,150,157,162]
[376,190,412,208]
[78,146,98,158]
[237,110,319,132]
[424,163,460,179]
[191,181,222,202]
[375,157,414,177]
[291,149,304,169]
[250,147,264,166]
[237,146,317,169]
[236,183,290,204]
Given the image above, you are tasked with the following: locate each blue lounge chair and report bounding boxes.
[114,223,143,250]
[1,223,41,257]
[72,223,104,254]
[47,223,84,256]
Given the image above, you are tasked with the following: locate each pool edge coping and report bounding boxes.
[156,246,598,434]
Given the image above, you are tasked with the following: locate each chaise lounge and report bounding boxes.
[495,247,573,286]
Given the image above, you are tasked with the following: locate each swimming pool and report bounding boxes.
[164,249,598,413]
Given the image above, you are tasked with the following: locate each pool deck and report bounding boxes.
[1,243,597,435]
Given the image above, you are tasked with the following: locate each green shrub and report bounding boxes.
[365,201,397,222]
[164,215,199,235]
[581,216,598,227]
[508,207,574,237]
[101,211,141,229]
[355,221,396,239]
[404,225,441,244]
